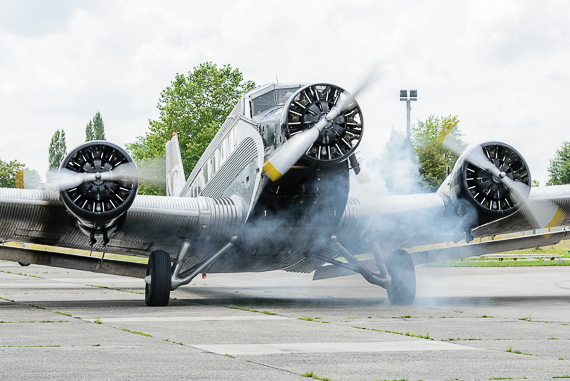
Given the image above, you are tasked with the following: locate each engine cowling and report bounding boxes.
[448,141,531,225]
[59,141,138,242]
[281,83,364,164]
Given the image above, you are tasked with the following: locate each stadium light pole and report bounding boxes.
[400,90,417,146]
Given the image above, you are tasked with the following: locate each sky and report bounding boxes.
[0,0,569,185]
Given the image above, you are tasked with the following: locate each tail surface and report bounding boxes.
[165,133,186,197]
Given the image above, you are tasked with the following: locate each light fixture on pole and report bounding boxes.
[400,90,417,146]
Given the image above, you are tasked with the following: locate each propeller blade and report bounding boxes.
[264,66,378,181]
[51,163,138,191]
[263,126,321,181]
[442,140,561,229]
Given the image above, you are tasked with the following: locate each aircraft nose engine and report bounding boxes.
[263,83,364,181]
[283,83,364,163]
[58,141,139,244]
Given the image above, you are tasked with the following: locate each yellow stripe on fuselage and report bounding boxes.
[546,207,566,229]
[263,159,282,182]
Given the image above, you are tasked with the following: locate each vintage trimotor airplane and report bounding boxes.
[1,82,569,306]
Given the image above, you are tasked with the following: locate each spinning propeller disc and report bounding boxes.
[464,143,530,213]
[285,84,363,163]
[62,142,137,215]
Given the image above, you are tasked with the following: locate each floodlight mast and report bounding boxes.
[400,90,417,146]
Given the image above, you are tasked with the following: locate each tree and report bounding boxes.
[47,129,67,181]
[412,115,466,192]
[126,62,256,179]
[92,111,106,140]
[86,112,105,141]
[0,159,25,188]
[547,141,570,186]
[85,121,94,141]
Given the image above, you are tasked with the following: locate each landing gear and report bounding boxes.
[145,250,171,307]
[385,250,416,305]
[320,237,416,305]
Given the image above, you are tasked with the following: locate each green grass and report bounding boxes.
[227,305,277,315]
[505,347,539,356]
[0,296,15,302]
[0,345,60,348]
[489,378,512,380]
[553,376,570,379]
[352,326,404,335]
[300,371,333,381]
[425,240,570,267]
[405,331,432,340]
[53,311,72,317]
[86,284,144,295]
[94,317,102,324]
[0,270,44,278]
[122,328,151,337]
[299,317,329,323]
[224,353,235,358]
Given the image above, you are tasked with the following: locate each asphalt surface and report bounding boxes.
[1,261,569,380]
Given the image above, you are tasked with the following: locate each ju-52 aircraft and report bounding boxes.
[1,82,569,306]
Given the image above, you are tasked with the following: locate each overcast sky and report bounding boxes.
[1,0,569,185]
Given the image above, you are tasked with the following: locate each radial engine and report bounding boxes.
[446,141,531,226]
[58,141,139,244]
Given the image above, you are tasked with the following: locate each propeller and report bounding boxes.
[49,163,138,191]
[263,67,377,181]
[444,139,561,229]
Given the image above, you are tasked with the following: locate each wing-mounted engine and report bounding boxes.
[447,142,531,227]
[58,141,139,245]
[282,83,363,164]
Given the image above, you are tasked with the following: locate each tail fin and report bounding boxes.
[165,133,186,197]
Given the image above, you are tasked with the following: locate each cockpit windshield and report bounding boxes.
[251,87,298,116]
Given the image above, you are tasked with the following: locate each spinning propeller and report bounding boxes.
[444,139,562,229]
[54,163,137,191]
[263,69,377,181]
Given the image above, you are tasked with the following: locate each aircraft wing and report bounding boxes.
[0,188,242,258]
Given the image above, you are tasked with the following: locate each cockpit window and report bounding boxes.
[252,91,276,115]
[276,89,294,104]
[251,87,300,116]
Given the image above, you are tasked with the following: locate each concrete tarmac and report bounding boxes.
[1,261,569,380]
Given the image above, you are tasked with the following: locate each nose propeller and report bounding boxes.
[263,68,377,181]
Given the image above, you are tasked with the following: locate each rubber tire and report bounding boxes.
[18,262,30,266]
[385,249,416,305]
[145,250,172,307]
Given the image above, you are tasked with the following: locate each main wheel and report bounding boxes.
[385,250,416,305]
[145,250,171,307]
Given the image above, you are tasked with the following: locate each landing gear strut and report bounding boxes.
[145,250,171,307]
[318,236,416,305]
